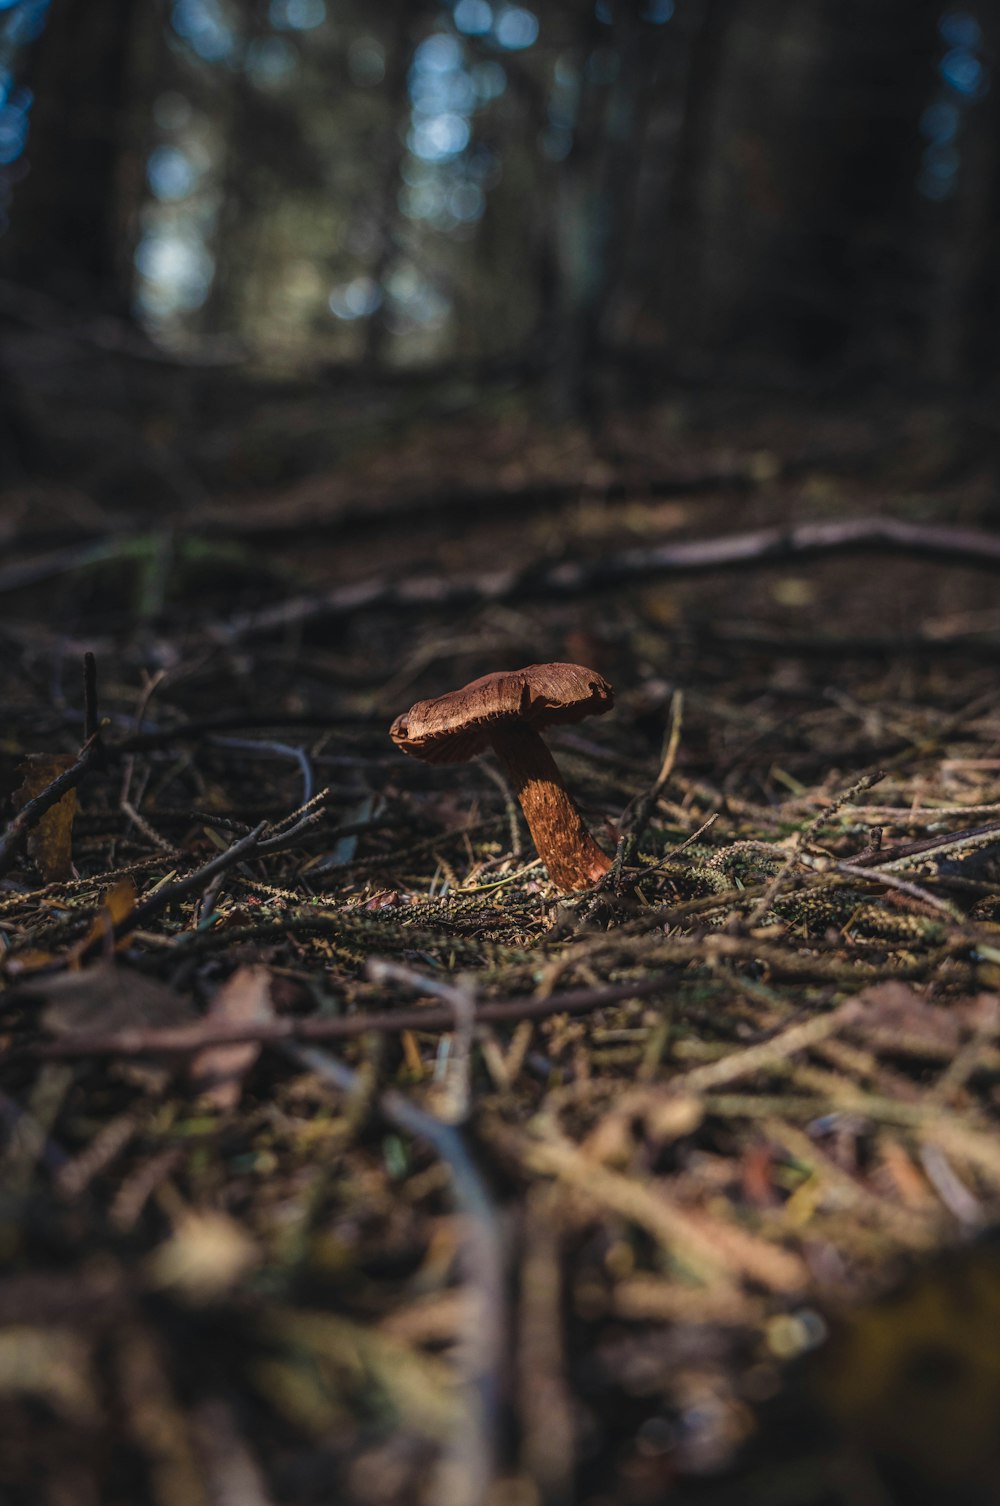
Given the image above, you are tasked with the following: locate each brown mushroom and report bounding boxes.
[389,662,614,891]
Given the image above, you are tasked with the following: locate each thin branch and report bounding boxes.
[285,1041,502,1506]
[83,653,99,743]
[369,959,477,1123]
[848,818,1000,872]
[107,822,268,948]
[34,972,675,1058]
[619,688,684,865]
[834,861,965,921]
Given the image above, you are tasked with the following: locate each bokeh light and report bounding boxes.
[245,36,298,88]
[494,5,538,50]
[918,7,989,202]
[454,0,492,37]
[269,0,326,33]
[328,274,382,320]
[147,145,200,202]
[135,232,215,314]
[348,36,385,87]
[171,0,236,64]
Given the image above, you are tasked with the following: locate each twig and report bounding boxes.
[620,689,684,866]
[675,999,866,1094]
[800,769,886,842]
[506,1122,807,1291]
[833,861,965,921]
[369,959,477,1123]
[286,1042,502,1506]
[83,652,99,743]
[209,735,314,806]
[30,924,970,1057]
[33,973,676,1058]
[256,788,332,853]
[111,822,268,945]
[848,818,1000,872]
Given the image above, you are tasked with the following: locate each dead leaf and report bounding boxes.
[14,753,77,881]
[36,959,197,1038]
[189,965,274,1111]
[66,878,137,963]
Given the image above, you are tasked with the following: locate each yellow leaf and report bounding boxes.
[67,878,137,963]
[14,754,78,882]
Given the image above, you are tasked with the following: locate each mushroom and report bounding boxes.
[389,662,614,891]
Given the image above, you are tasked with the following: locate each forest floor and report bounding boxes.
[2,363,1000,1506]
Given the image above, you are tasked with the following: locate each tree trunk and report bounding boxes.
[0,0,150,313]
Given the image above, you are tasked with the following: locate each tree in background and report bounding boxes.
[0,0,996,403]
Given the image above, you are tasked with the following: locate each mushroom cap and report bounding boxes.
[389,662,614,765]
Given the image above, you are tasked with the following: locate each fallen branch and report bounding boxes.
[216,516,1000,641]
[33,973,675,1058]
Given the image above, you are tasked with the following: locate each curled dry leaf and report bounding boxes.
[189,964,275,1111]
[14,753,78,882]
[34,959,198,1093]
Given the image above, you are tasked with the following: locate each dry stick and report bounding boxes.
[848,818,1000,872]
[82,652,99,743]
[31,920,959,1059]
[511,1124,808,1292]
[286,1041,502,1506]
[801,769,886,843]
[369,958,477,1123]
[619,688,684,870]
[109,822,268,945]
[674,999,867,1094]
[255,788,333,853]
[33,972,675,1058]
[833,860,964,921]
[217,517,1000,642]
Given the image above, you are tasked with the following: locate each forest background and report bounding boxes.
[2,3,1000,1505]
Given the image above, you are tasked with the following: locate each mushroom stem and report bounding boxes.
[489,726,611,891]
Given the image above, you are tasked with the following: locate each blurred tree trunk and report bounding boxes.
[932,3,1000,391]
[549,2,670,421]
[363,0,415,369]
[0,0,152,313]
[655,0,738,371]
[657,0,939,381]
